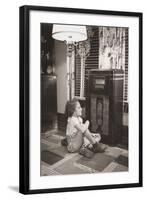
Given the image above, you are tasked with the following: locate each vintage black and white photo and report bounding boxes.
[40,24,129,176]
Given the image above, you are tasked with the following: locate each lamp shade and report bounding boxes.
[52,24,87,43]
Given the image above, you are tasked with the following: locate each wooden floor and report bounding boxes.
[41,130,128,176]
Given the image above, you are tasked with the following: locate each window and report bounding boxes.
[75,26,129,103]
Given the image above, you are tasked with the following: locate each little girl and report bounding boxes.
[65,99,107,155]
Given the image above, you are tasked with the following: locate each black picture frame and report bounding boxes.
[19,5,143,194]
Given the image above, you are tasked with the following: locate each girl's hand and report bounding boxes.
[75,120,89,133]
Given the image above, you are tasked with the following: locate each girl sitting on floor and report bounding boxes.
[63,98,107,157]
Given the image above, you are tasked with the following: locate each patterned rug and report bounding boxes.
[76,153,115,171]
[41,150,63,165]
[41,131,128,176]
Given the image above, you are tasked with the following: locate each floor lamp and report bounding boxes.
[52,24,87,100]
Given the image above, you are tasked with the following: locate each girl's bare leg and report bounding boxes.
[84,129,107,153]
[84,129,96,144]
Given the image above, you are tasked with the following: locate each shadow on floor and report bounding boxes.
[8,186,19,193]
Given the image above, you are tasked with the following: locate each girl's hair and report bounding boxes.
[65,98,79,118]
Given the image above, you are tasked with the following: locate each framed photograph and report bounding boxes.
[19,5,143,194]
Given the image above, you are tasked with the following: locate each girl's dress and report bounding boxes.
[66,116,101,153]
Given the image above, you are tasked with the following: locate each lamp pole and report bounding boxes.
[66,42,74,100]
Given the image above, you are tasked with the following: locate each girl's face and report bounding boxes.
[74,101,82,117]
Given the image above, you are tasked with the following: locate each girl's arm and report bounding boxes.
[74,120,89,133]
